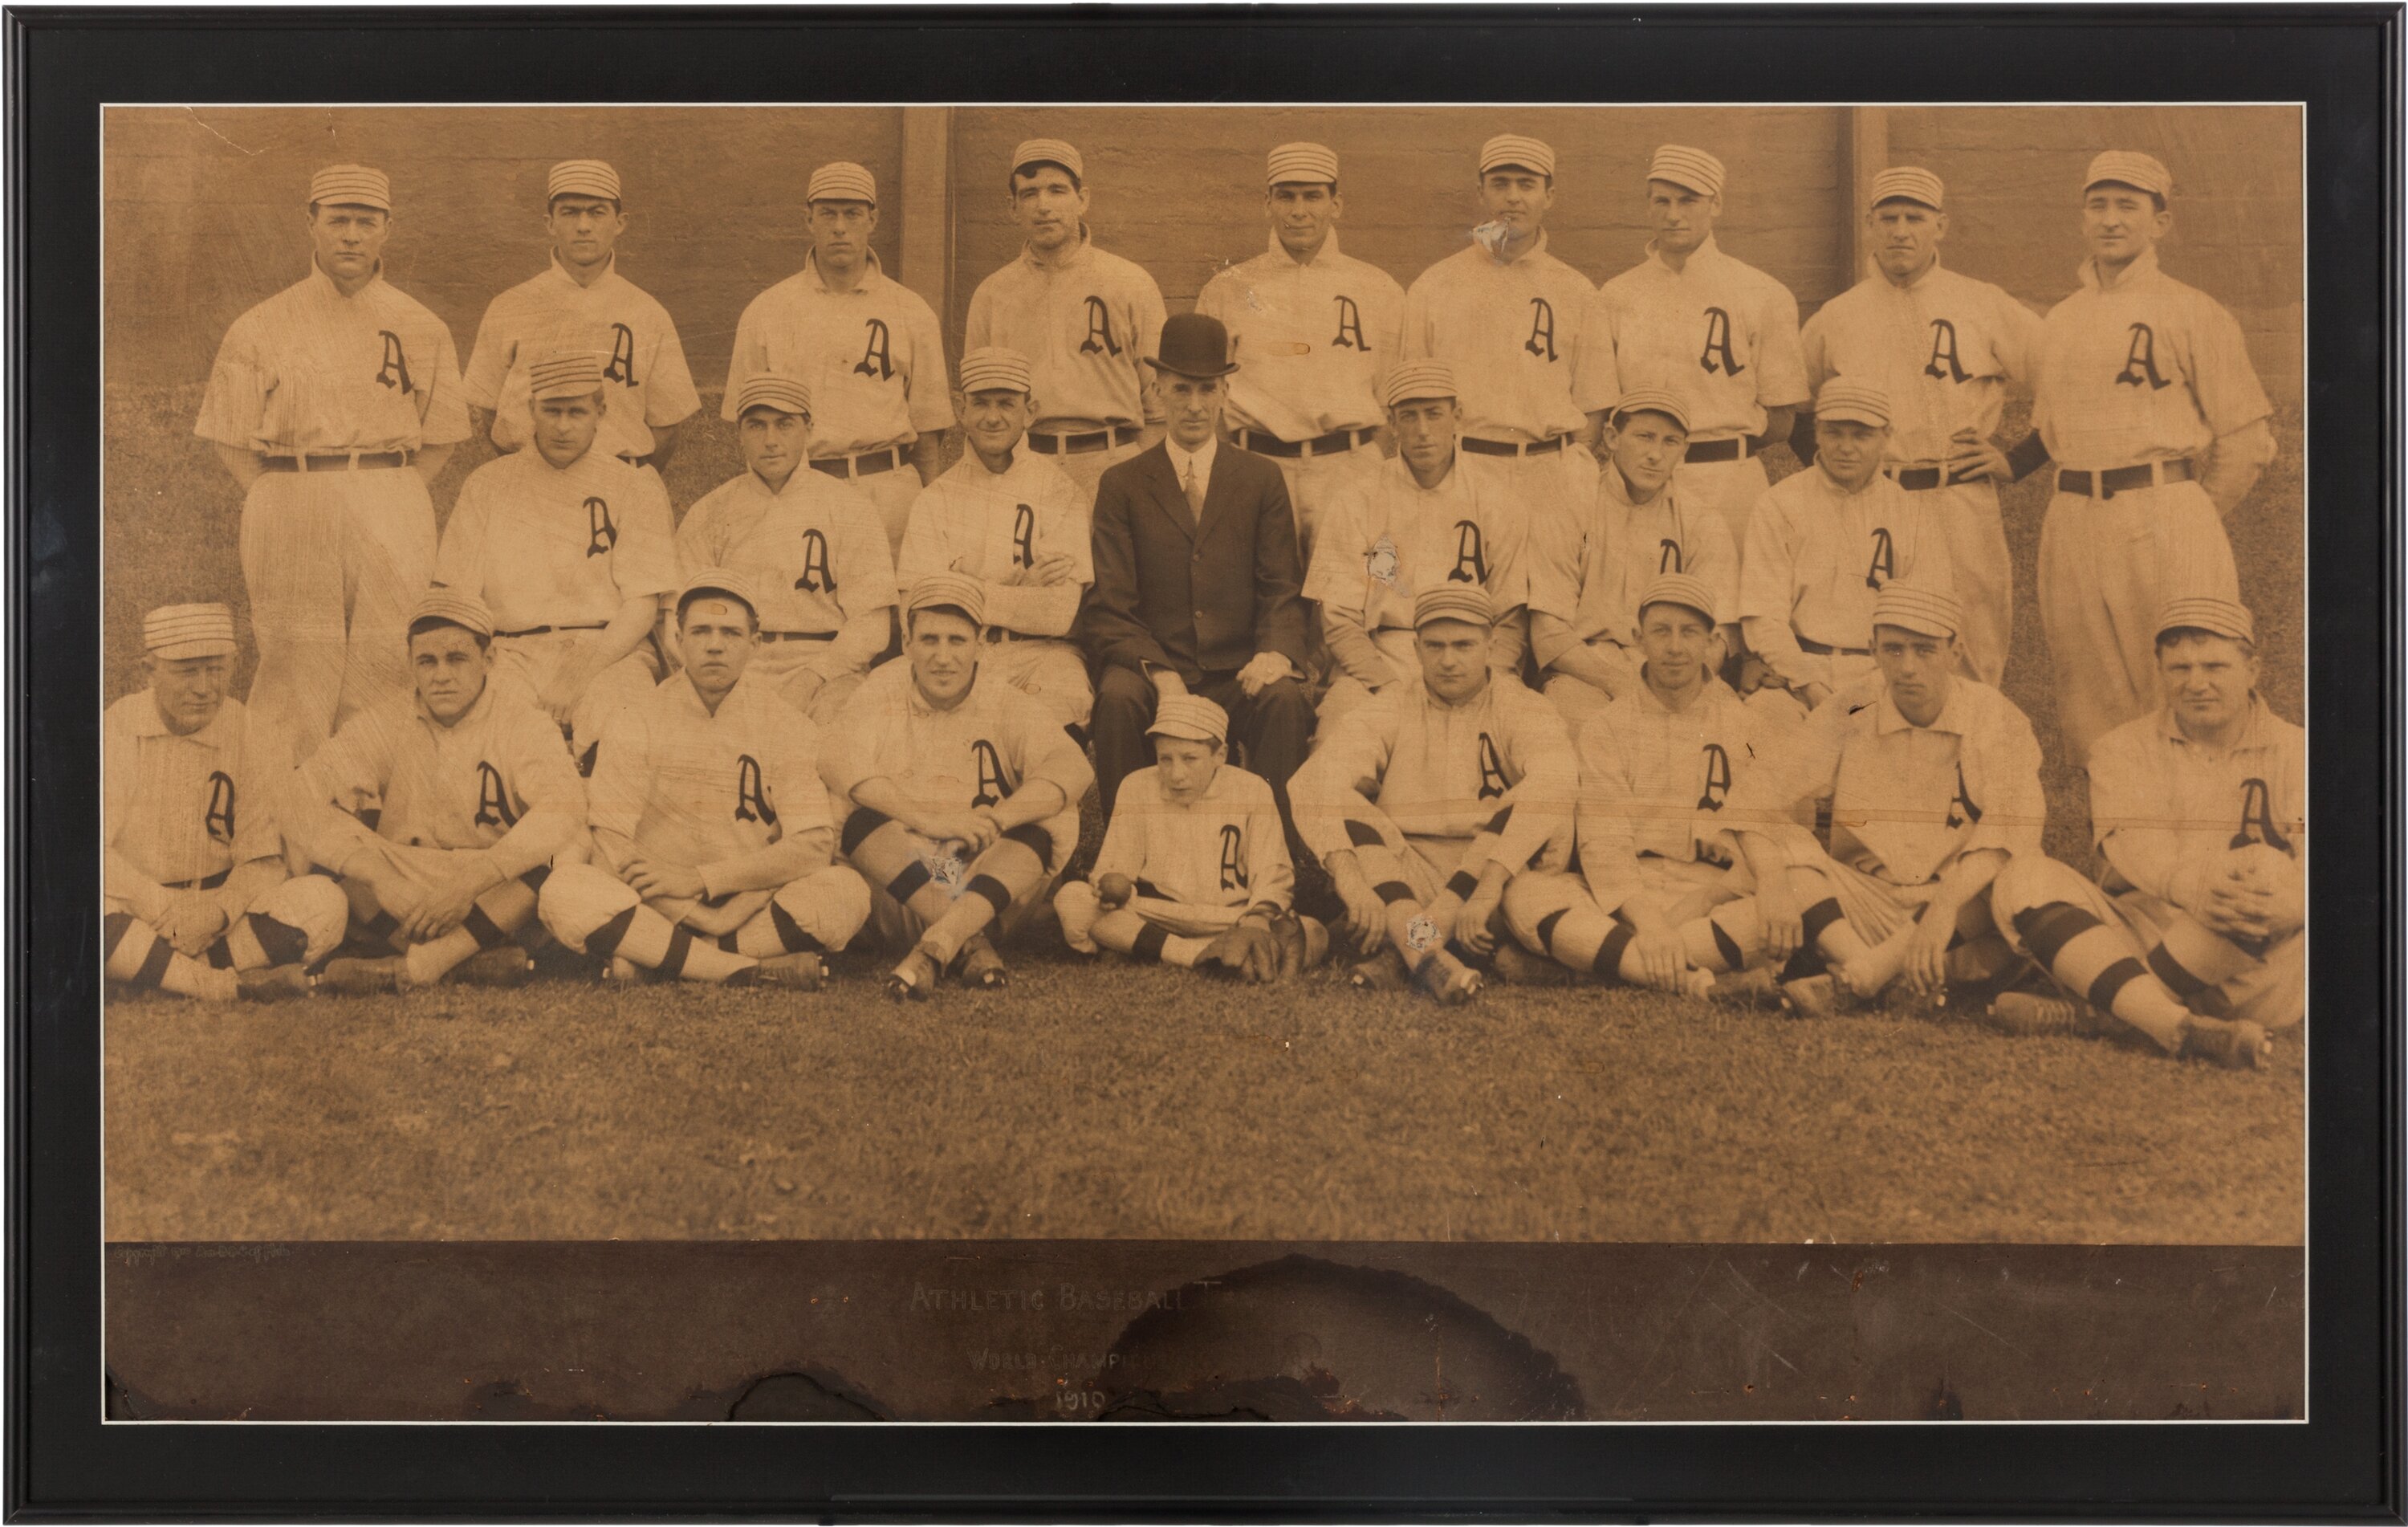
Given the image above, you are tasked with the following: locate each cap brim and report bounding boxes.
[150,639,237,661]
[1145,723,1222,743]
[1873,617,1954,639]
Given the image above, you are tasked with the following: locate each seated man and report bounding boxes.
[303,591,587,993]
[676,372,898,725]
[1528,389,1740,733]
[1291,584,1576,1004]
[1986,597,2296,1069]
[896,346,1094,731]
[1305,360,1531,725]
[1054,693,1327,982]
[537,568,869,988]
[434,350,677,772]
[104,602,346,1000]
[822,573,1095,999]
[1502,575,1782,996]
[1706,580,2034,1012]
[1738,380,1954,720]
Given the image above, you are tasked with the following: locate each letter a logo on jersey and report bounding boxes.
[1079,296,1121,357]
[1218,825,1248,893]
[2231,778,2294,853]
[1475,735,1510,800]
[1924,318,1971,383]
[202,771,236,844]
[473,761,519,829]
[584,497,616,556]
[1448,520,1489,584]
[734,755,777,826]
[374,331,414,393]
[1011,504,1036,569]
[853,318,895,381]
[2116,323,2172,390]
[1698,307,1745,376]
[1658,538,1684,574]
[970,740,1009,810]
[1945,763,1983,830]
[794,528,836,593]
[1331,295,1368,351]
[603,323,639,385]
[1864,526,1896,589]
[1523,297,1557,362]
[1695,743,1732,812]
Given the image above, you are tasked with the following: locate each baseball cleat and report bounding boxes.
[1982,991,2103,1038]
[1413,951,1483,1006]
[1706,967,1781,1008]
[1777,974,1865,1018]
[1486,940,1574,987]
[1348,948,1410,993]
[315,955,401,996]
[1268,914,1329,979]
[454,946,535,987]
[1674,968,1718,1000]
[235,963,315,1002]
[958,935,1010,990]
[751,951,826,992]
[884,945,942,1001]
[603,955,644,984]
[2181,1016,2273,1071]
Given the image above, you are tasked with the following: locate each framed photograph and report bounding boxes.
[14,4,2398,1518]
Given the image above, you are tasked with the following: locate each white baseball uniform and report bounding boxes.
[1086,762,1295,935]
[1739,466,1957,703]
[462,255,701,464]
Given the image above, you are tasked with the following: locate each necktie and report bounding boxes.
[1183,458,1206,521]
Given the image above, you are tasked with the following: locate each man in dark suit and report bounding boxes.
[1080,312,1315,836]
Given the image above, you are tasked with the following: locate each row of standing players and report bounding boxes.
[106,133,2299,1065]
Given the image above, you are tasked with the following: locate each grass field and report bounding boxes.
[101,389,2307,1245]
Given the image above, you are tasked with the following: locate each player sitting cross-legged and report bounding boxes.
[1983,597,2296,1069]
[1290,584,1577,1004]
[305,591,587,994]
[535,568,870,989]
[104,603,348,1001]
[1054,694,1328,983]
[822,573,1096,999]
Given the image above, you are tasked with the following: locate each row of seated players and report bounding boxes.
[108,562,2299,1070]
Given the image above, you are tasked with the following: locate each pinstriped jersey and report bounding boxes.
[1193,230,1404,441]
[2088,697,2304,907]
[676,467,898,636]
[1593,236,1810,441]
[964,234,1169,434]
[1527,465,1739,650]
[587,670,828,873]
[104,691,279,890]
[896,449,1092,639]
[462,257,702,460]
[1739,466,1954,678]
[722,251,955,455]
[1800,258,2040,466]
[1573,676,1771,914]
[1305,453,1531,641]
[436,449,677,631]
[195,263,468,454]
[1401,234,1611,444]
[2032,249,2272,471]
[1092,763,1293,913]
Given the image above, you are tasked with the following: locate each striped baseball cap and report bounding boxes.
[144,602,238,661]
[1610,387,1692,434]
[1635,572,1719,628]
[1011,138,1084,181]
[527,349,605,401]
[677,567,761,621]
[1267,141,1340,186]
[547,160,621,202]
[1381,360,1459,409]
[1869,166,1945,210]
[308,164,390,211]
[1147,694,1230,744]
[1814,378,1892,427]
[958,346,1034,395]
[409,588,494,641]
[1647,145,1724,197]
[1414,583,1494,629]
[905,572,986,628]
[1479,133,1556,178]
[807,161,877,205]
[1871,579,1963,640]
[2155,595,2255,645]
[2085,149,2173,200]
[733,372,811,418]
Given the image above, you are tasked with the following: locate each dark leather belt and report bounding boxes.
[810,445,905,479]
[1682,437,1757,464]
[262,450,416,472]
[618,452,657,469]
[1230,426,1374,459]
[2057,458,2196,499]
[1461,434,1567,458]
[161,869,231,891]
[760,629,837,643]
[1027,424,1141,455]
[1796,636,1871,657]
[1889,463,1983,491]
[982,627,1039,645]
[495,623,607,638]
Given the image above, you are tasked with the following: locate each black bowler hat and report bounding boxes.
[1144,312,1240,377]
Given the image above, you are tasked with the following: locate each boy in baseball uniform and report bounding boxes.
[536,569,870,990]
[676,373,899,726]
[2028,150,2276,763]
[823,574,1094,999]
[1305,360,1531,725]
[196,165,469,775]
[304,592,587,994]
[436,350,677,772]
[1527,388,1739,733]
[1194,141,1401,556]
[723,161,954,555]
[895,346,1094,728]
[461,159,701,476]
[964,138,1169,503]
[1986,597,2296,1069]
[104,604,347,1001]
[1291,584,1577,1004]
[1054,693,1327,982]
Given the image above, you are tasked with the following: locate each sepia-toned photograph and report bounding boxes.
[98,99,2306,1423]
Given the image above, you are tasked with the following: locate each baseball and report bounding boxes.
[1096,873,1134,907]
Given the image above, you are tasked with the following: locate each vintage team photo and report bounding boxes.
[102,104,2303,1263]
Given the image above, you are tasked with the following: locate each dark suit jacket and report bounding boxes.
[1078,440,1307,681]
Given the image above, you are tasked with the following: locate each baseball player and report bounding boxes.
[1527,388,1740,732]
[1304,360,1531,725]
[1986,597,2297,1069]
[196,164,469,774]
[461,159,701,476]
[1291,584,1577,1004]
[301,591,586,995]
[1399,133,1607,543]
[1709,581,2038,1012]
[2028,150,2276,764]
[1594,144,1809,552]
[1500,574,1781,996]
[104,604,347,1001]
[894,346,1094,729]
[676,373,899,725]
[1796,167,2041,687]
[1054,694,1328,982]
[964,138,1169,503]
[1739,381,1956,720]
[723,161,954,556]
[820,574,1095,999]
[535,569,870,989]
[1193,141,1402,556]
